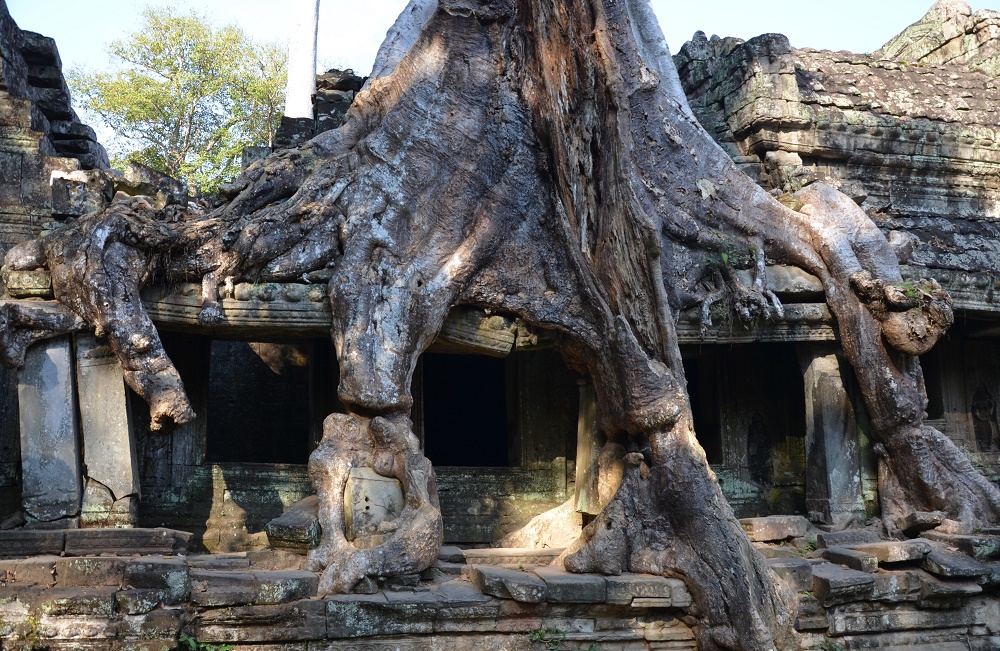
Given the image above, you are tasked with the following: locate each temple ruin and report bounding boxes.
[1,0,1000,649]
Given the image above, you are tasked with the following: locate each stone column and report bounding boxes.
[276,0,320,147]
[574,380,601,515]
[797,344,865,528]
[76,334,139,527]
[17,336,81,526]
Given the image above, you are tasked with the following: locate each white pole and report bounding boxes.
[284,0,320,120]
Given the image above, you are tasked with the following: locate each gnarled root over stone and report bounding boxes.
[563,424,798,651]
[307,413,442,595]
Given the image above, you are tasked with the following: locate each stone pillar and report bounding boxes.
[574,380,601,515]
[797,344,865,528]
[17,336,81,525]
[75,334,139,527]
[275,0,320,147]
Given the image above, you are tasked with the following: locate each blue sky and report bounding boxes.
[8,1,1000,79]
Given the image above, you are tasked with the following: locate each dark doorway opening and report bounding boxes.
[421,353,509,466]
[682,351,723,464]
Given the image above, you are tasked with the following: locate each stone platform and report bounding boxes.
[1,523,1000,650]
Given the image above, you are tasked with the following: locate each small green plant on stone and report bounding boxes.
[178,633,234,651]
[15,615,47,651]
[524,627,599,651]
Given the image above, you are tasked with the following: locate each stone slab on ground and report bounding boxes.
[846,540,931,564]
[739,515,809,542]
[532,565,607,603]
[822,547,879,573]
[811,563,876,606]
[438,546,466,563]
[920,531,1000,560]
[815,529,880,549]
[468,565,547,603]
[871,569,922,603]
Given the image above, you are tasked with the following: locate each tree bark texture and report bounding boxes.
[2,1,998,648]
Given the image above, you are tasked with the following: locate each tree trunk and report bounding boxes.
[3,0,997,648]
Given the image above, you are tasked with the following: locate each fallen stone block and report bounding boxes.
[815,529,880,549]
[739,515,809,542]
[767,558,817,592]
[438,545,466,563]
[811,563,875,606]
[532,566,607,603]
[754,544,801,560]
[896,511,945,535]
[264,495,320,554]
[847,540,930,564]
[936,519,974,535]
[921,549,989,579]
[822,547,878,573]
[468,565,547,603]
[921,531,1000,561]
[463,547,563,567]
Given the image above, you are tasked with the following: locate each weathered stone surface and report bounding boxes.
[896,511,946,535]
[55,557,126,588]
[605,573,679,605]
[264,495,320,553]
[0,531,64,558]
[252,570,318,604]
[124,557,189,600]
[922,549,990,579]
[115,162,186,208]
[532,566,607,603]
[872,569,923,603]
[827,601,985,637]
[468,565,547,603]
[739,515,810,542]
[921,531,1000,560]
[344,467,405,542]
[816,529,880,549]
[811,563,876,606]
[462,548,563,567]
[76,334,138,528]
[50,169,113,217]
[437,546,466,564]
[193,600,327,642]
[766,558,814,593]
[63,528,190,556]
[189,569,257,607]
[919,573,983,602]
[847,540,931,564]
[325,592,435,638]
[17,336,80,523]
[822,547,879,573]
[1,269,52,298]
[8,555,58,585]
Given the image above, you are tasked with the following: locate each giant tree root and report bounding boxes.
[306,413,442,595]
[564,423,798,651]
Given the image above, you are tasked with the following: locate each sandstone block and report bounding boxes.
[28,586,117,617]
[18,337,81,523]
[468,565,547,603]
[124,556,189,601]
[0,531,64,558]
[822,547,879,573]
[344,467,405,541]
[1,270,52,298]
[194,600,327,642]
[846,540,930,564]
[811,563,875,606]
[895,511,945,535]
[115,588,170,615]
[739,515,809,542]
[920,531,1000,560]
[11,555,58,585]
[919,573,982,602]
[252,570,318,604]
[766,558,814,592]
[605,573,677,605]
[325,593,436,638]
[921,549,989,579]
[265,495,320,553]
[532,566,606,603]
[189,569,257,607]
[438,545,466,563]
[55,556,126,587]
[815,529,880,549]
[871,568,922,603]
[63,528,189,556]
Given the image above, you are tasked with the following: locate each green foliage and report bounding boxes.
[178,633,233,651]
[69,5,287,193]
[13,615,47,651]
[525,628,599,651]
